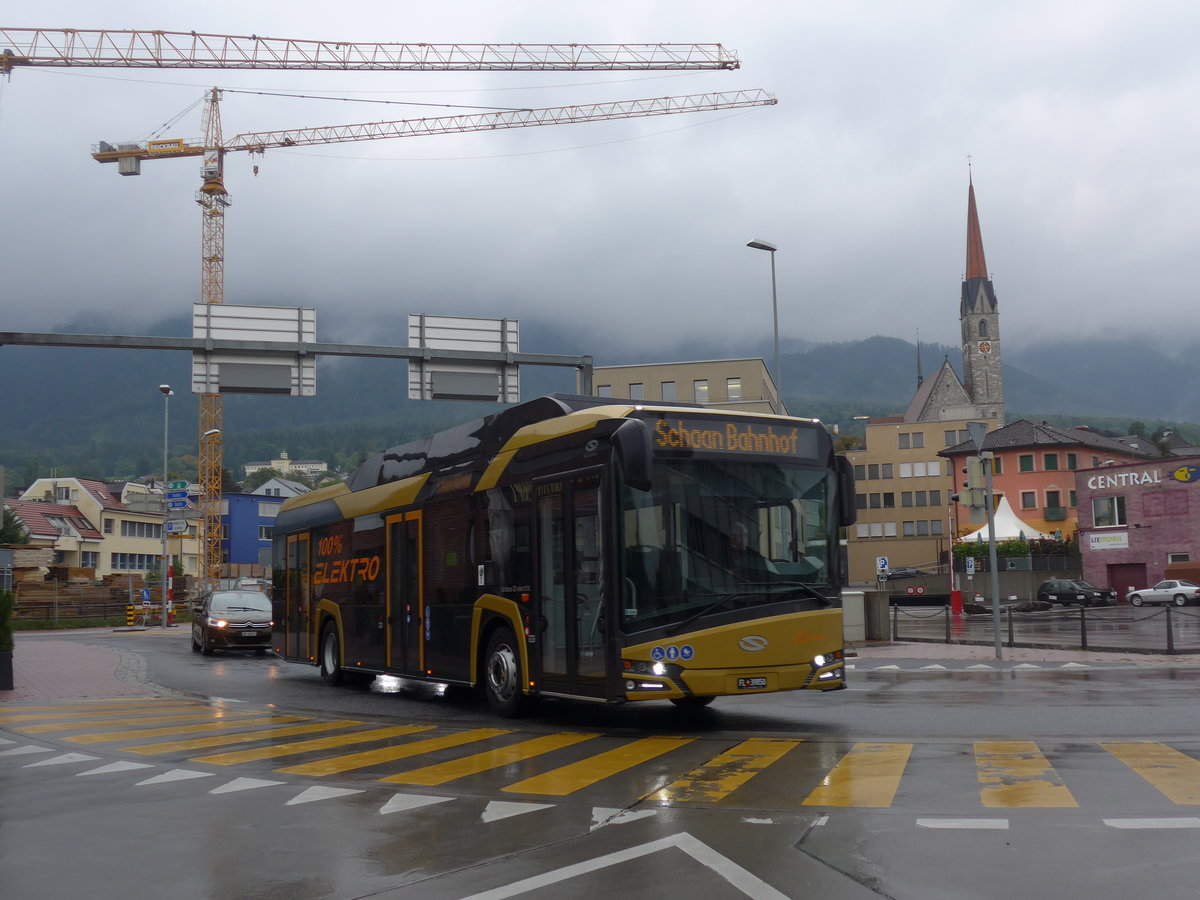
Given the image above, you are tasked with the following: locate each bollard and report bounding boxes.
[1080,606,1088,651]
[1007,607,1014,647]
[945,605,951,641]
[892,603,899,640]
[1166,606,1175,654]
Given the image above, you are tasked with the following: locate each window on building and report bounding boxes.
[81,551,99,568]
[978,319,989,337]
[901,492,913,507]
[103,519,113,534]
[111,553,159,571]
[917,521,930,536]
[597,385,612,397]
[855,494,867,510]
[1021,491,1037,509]
[912,432,925,449]
[258,502,279,518]
[1067,453,1077,470]
[991,457,1003,475]
[1168,553,1191,564]
[855,524,869,538]
[881,463,894,479]
[121,520,162,540]
[929,490,941,506]
[931,520,944,536]
[1069,490,1076,508]
[944,430,958,446]
[915,491,928,507]
[56,486,70,501]
[912,462,928,477]
[868,464,880,479]
[1019,454,1034,472]
[661,381,676,401]
[869,494,882,509]
[883,522,897,537]
[259,526,273,541]
[1092,496,1127,527]
[898,433,910,449]
[883,493,895,508]
[726,377,742,401]
[869,522,884,537]
[902,521,915,537]
[629,383,644,401]
[1046,490,1061,510]
[854,465,866,480]
[694,379,709,403]
[1044,453,1059,471]
[899,463,913,478]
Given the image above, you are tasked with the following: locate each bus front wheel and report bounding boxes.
[483,627,527,717]
[319,624,345,686]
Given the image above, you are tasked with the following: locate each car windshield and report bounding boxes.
[211,592,272,616]
[1073,581,1101,590]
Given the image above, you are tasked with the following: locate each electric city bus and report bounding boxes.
[271,394,856,716]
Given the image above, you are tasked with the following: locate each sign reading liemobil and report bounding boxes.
[649,415,819,459]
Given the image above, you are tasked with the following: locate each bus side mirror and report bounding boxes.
[836,455,857,527]
[612,418,653,492]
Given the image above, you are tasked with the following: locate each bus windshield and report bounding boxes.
[619,457,836,631]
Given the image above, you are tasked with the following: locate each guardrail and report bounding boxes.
[890,603,1200,654]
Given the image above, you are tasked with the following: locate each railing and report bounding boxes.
[891,602,1200,654]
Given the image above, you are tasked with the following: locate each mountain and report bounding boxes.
[2,315,1198,488]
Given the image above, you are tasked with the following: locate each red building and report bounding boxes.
[1076,456,1200,595]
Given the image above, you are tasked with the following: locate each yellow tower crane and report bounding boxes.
[3,28,769,590]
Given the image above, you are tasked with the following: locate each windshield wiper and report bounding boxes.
[666,582,831,636]
[666,591,761,636]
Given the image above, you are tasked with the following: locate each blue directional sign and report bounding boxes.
[166,490,188,500]
[167,500,190,509]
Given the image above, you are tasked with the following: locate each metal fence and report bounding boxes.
[891,603,1200,655]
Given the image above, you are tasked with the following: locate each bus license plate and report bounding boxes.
[737,676,768,690]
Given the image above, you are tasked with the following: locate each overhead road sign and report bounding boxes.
[191,303,317,396]
[407,314,520,403]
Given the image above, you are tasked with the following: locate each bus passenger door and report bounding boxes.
[286,534,310,661]
[387,513,422,674]
[535,472,607,699]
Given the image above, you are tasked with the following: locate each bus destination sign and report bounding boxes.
[650,415,817,458]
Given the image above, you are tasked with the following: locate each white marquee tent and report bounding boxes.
[959,495,1051,542]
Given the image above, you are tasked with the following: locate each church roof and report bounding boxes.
[966,177,988,280]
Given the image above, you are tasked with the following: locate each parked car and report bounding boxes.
[1126,580,1200,607]
[1035,579,1118,606]
[191,589,274,656]
[885,567,935,580]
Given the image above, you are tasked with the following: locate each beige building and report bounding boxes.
[14,477,199,578]
[242,450,328,480]
[584,359,783,414]
[844,415,1000,583]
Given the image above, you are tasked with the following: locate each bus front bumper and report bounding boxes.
[621,653,846,702]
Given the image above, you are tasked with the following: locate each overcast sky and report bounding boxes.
[2,2,1197,361]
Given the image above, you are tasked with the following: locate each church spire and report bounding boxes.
[965,173,988,280]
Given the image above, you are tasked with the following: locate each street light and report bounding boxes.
[746,239,781,411]
[158,384,173,629]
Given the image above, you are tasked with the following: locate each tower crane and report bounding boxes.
[5,27,769,590]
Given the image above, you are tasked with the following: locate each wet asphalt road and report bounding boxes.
[5,629,1200,899]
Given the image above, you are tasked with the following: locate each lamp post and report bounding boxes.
[746,239,781,412]
[158,384,173,628]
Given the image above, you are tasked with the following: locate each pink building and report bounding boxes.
[1076,455,1200,595]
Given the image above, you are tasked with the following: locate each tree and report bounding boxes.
[1,507,29,544]
[242,467,284,493]
[1129,421,1147,438]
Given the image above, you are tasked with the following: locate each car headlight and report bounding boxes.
[208,617,228,628]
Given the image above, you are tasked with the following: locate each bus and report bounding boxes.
[271,394,856,716]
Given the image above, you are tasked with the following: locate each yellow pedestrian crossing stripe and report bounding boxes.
[649,738,801,805]
[976,741,1077,808]
[7,700,1200,811]
[1102,742,1200,805]
[803,742,912,808]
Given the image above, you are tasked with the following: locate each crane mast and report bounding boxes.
[14,27,767,591]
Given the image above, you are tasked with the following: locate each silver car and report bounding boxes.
[1127,580,1200,607]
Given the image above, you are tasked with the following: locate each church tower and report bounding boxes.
[959,175,1005,422]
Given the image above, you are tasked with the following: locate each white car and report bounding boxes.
[1127,580,1200,607]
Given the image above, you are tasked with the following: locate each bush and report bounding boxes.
[0,590,13,652]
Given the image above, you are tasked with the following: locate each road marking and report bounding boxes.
[286,786,363,806]
[379,793,454,815]
[803,742,912,808]
[1102,742,1200,804]
[976,741,1077,808]
[23,752,100,768]
[0,744,55,757]
[62,715,312,745]
[917,818,1009,829]
[76,761,155,776]
[1104,818,1200,829]
[191,724,435,765]
[458,832,788,900]
[120,720,363,755]
[649,738,801,805]
[276,728,510,777]
[590,807,658,830]
[382,733,599,786]
[502,736,695,796]
[135,768,215,786]
[6,706,205,728]
[481,800,554,823]
[210,777,287,794]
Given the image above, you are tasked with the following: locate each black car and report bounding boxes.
[191,589,274,656]
[885,567,934,580]
[1035,579,1117,607]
